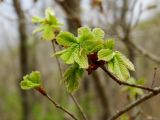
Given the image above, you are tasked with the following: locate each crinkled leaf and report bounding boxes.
[104,39,115,50]
[115,51,135,71]
[20,71,41,90]
[63,64,84,92]
[59,44,79,64]
[42,25,55,40]
[113,56,130,81]
[77,27,94,43]
[92,28,104,40]
[108,60,114,73]
[98,49,114,61]
[57,31,77,46]
[78,27,91,36]
[82,40,103,54]
[74,49,89,68]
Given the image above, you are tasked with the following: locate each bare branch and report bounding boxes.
[108,87,160,120]
[36,87,79,120]
[100,65,155,92]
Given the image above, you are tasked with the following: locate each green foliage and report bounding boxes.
[122,77,144,100]
[98,49,115,61]
[55,27,104,68]
[63,63,84,92]
[32,8,63,41]
[106,52,135,81]
[20,71,41,90]
[104,39,115,50]
[115,51,135,71]
[30,8,136,92]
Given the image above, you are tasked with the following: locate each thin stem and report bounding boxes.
[51,40,88,120]
[45,94,79,120]
[108,87,160,120]
[100,65,155,92]
[69,93,88,120]
[51,40,63,77]
[151,67,157,88]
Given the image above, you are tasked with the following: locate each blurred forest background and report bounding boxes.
[0,0,160,120]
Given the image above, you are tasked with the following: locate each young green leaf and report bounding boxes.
[104,39,115,50]
[32,8,63,41]
[92,28,104,40]
[108,60,114,73]
[20,71,41,90]
[59,44,79,64]
[77,27,94,43]
[32,26,44,34]
[74,49,89,68]
[32,16,44,23]
[56,31,77,46]
[45,7,55,19]
[82,40,103,54]
[42,25,55,40]
[63,64,84,92]
[113,56,130,81]
[98,49,114,61]
[115,51,135,71]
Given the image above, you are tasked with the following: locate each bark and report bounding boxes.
[13,0,30,120]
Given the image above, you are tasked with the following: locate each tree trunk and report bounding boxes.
[13,0,30,120]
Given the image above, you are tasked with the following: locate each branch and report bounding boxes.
[100,65,155,92]
[36,87,78,120]
[128,40,160,64]
[108,87,160,120]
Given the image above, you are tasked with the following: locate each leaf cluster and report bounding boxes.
[21,8,136,92]
[20,71,41,90]
[32,8,63,40]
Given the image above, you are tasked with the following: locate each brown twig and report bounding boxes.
[36,87,78,120]
[51,40,63,77]
[100,65,155,92]
[108,87,160,120]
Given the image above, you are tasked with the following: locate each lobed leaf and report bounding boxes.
[63,64,84,92]
[42,25,55,40]
[98,49,114,61]
[59,44,79,64]
[113,56,130,81]
[115,51,135,71]
[92,28,104,40]
[20,71,41,90]
[104,39,115,50]
[57,31,77,46]
[74,49,89,68]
